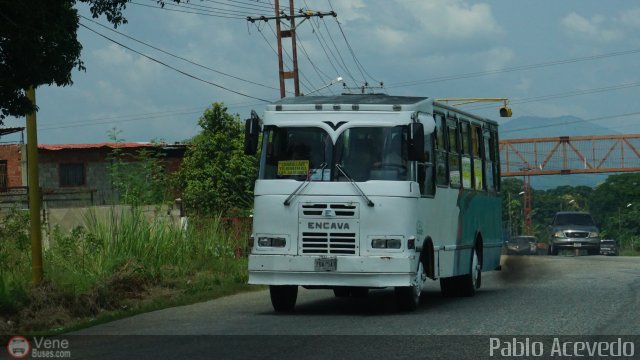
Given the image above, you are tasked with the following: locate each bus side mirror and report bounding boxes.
[407,122,424,161]
[244,111,261,155]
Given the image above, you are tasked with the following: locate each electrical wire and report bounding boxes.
[80,15,280,92]
[129,1,247,19]
[501,111,640,134]
[466,81,640,112]
[141,0,256,17]
[327,0,380,84]
[320,17,364,84]
[296,33,336,94]
[79,22,271,102]
[307,15,357,85]
[263,21,317,93]
[387,48,640,88]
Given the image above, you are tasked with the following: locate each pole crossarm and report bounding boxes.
[247,11,336,22]
[500,134,640,176]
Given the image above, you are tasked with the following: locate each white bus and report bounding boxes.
[244,95,503,311]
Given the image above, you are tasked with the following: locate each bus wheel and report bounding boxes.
[270,285,298,312]
[458,247,480,297]
[395,261,425,311]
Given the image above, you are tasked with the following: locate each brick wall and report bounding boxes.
[0,144,25,188]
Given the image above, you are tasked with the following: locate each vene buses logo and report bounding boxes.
[308,222,350,230]
[6,336,30,359]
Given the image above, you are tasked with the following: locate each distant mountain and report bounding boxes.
[499,116,621,189]
[499,115,620,140]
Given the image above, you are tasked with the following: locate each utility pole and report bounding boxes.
[26,87,43,285]
[522,174,532,235]
[248,2,336,98]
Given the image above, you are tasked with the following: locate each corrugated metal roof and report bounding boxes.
[38,143,186,151]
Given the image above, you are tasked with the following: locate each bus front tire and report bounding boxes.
[395,261,425,311]
[270,285,298,312]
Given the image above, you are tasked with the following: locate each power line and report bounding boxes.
[140,0,255,17]
[252,22,307,94]
[39,100,268,132]
[466,81,640,112]
[263,21,317,93]
[320,17,363,84]
[295,33,336,94]
[387,48,640,88]
[130,1,247,19]
[79,22,271,102]
[307,15,356,85]
[501,111,640,134]
[80,15,280,92]
[327,0,380,84]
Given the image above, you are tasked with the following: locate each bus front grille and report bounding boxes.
[300,203,358,218]
[301,232,357,255]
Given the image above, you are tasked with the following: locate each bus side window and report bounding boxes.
[492,129,501,191]
[447,117,461,188]
[434,114,448,187]
[483,128,495,191]
[472,125,484,190]
[419,130,436,196]
[460,121,472,189]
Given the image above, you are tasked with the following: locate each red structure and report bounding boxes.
[500,134,640,176]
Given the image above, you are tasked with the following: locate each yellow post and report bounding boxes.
[26,87,43,285]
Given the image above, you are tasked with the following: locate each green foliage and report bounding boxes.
[107,128,170,206]
[501,173,640,250]
[0,0,84,120]
[0,208,31,310]
[590,173,640,247]
[177,103,258,216]
[1,1,187,120]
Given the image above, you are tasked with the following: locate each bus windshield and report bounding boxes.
[260,125,409,182]
[261,126,331,180]
[334,126,409,182]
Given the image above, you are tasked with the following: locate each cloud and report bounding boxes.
[515,77,533,92]
[561,12,623,42]
[91,43,162,86]
[326,0,369,23]
[397,0,504,40]
[619,7,640,28]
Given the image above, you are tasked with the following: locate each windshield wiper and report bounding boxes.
[335,164,374,207]
[283,162,327,206]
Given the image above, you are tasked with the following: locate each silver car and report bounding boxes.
[548,211,600,255]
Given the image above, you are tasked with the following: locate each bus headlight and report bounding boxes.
[371,238,402,249]
[257,236,287,247]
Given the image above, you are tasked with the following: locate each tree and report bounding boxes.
[0,1,178,120]
[107,128,170,206]
[177,103,258,216]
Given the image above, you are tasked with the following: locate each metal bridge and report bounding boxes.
[500,134,640,177]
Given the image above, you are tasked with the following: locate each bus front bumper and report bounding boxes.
[248,254,416,288]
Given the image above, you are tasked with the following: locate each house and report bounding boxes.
[0,142,187,208]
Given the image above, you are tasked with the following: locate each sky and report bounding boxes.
[3,0,640,145]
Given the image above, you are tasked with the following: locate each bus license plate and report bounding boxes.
[315,257,337,272]
[574,243,582,247]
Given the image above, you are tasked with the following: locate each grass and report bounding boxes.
[0,206,253,334]
[619,248,640,256]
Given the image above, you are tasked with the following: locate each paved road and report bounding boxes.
[63,255,639,359]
